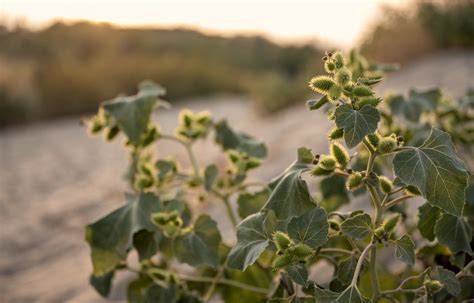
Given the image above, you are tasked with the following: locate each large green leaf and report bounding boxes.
[335,104,380,148]
[394,234,416,265]
[174,215,222,268]
[314,288,340,303]
[214,119,267,158]
[237,189,270,219]
[103,81,167,145]
[390,88,441,122]
[85,192,162,276]
[434,213,472,254]
[90,271,114,298]
[392,128,469,216]
[437,266,461,296]
[417,203,440,241]
[337,256,358,285]
[133,230,162,261]
[335,285,370,303]
[264,148,315,220]
[227,212,275,270]
[287,264,309,287]
[287,207,329,248]
[341,213,372,240]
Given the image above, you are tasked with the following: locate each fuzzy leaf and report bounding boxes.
[237,189,270,219]
[287,264,309,287]
[227,212,274,270]
[287,207,329,248]
[264,148,315,220]
[85,192,162,276]
[341,213,372,240]
[335,104,380,148]
[214,119,267,158]
[174,215,222,268]
[437,266,461,296]
[103,81,167,145]
[392,128,469,217]
[394,234,416,265]
[434,213,472,254]
[335,286,370,303]
[417,203,440,241]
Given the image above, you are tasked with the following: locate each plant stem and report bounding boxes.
[203,266,225,302]
[351,243,374,286]
[319,248,354,255]
[383,194,414,210]
[380,286,425,296]
[159,134,200,177]
[178,273,269,294]
[456,260,474,278]
[222,195,238,227]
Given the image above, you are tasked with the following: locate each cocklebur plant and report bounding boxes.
[84,51,473,303]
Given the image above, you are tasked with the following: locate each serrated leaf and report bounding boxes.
[287,207,329,248]
[394,234,416,265]
[392,128,469,216]
[337,255,357,285]
[287,264,309,287]
[314,288,339,303]
[90,271,114,298]
[103,81,167,145]
[335,285,370,303]
[237,189,270,219]
[85,192,162,276]
[264,148,315,220]
[417,203,440,241]
[434,212,472,254]
[174,215,221,268]
[341,213,372,240]
[214,119,267,158]
[335,104,380,148]
[204,164,218,191]
[437,266,461,296]
[227,212,274,270]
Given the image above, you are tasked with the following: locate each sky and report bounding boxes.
[0,0,403,48]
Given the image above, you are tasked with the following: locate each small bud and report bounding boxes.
[333,52,345,69]
[382,213,400,234]
[106,126,120,141]
[273,231,291,250]
[291,243,313,258]
[377,137,397,154]
[335,68,352,86]
[135,175,153,189]
[308,76,336,94]
[330,142,350,168]
[325,61,336,73]
[374,226,385,240]
[328,127,344,140]
[272,254,292,270]
[318,155,337,171]
[151,212,169,226]
[357,97,381,108]
[427,280,443,293]
[329,219,340,231]
[353,85,374,97]
[378,176,393,194]
[327,85,342,101]
[311,165,333,176]
[346,172,363,191]
[366,133,380,149]
[312,158,319,165]
[89,118,103,134]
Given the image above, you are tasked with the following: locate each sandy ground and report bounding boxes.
[0,51,473,302]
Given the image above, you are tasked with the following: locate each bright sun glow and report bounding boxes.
[1,0,401,47]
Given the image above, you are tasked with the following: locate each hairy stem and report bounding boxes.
[178,273,269,294]
[351,244,374,286]
[383,194,414,210]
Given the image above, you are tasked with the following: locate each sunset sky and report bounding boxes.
[1,0,403,47]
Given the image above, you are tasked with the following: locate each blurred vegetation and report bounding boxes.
[360,0,474,63]
[0,21,324,126]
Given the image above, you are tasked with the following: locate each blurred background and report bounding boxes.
[0,0,473,302]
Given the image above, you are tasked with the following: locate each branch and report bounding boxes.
[383,195,414,210]
[178,273,270,294]
[351,243,374,286]
[456,260,474,278]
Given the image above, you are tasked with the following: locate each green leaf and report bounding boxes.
[287,264,309,287]
[337,255,357,285]
[90,271,114,298]
[417,203,440,241]
[204,164,218,191]
[127,275,177,303]
[335,285,369,303]
[85,192,162,276]
[214,119,267,158]
[335,104,380,148]
[237,189,270,219]
[314,288,340,303]
[133,230,162,261]
[341,213,372,240]
[437,266,461,296]
[434,213,472,254]
[174,215,222,268]
[227,212,275,270]
[264,148,315,220]
[392,128,469,217]
[287,207,329,248]
[103,81,167,145]
[223,265,272,303]
[394,234,416,265]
